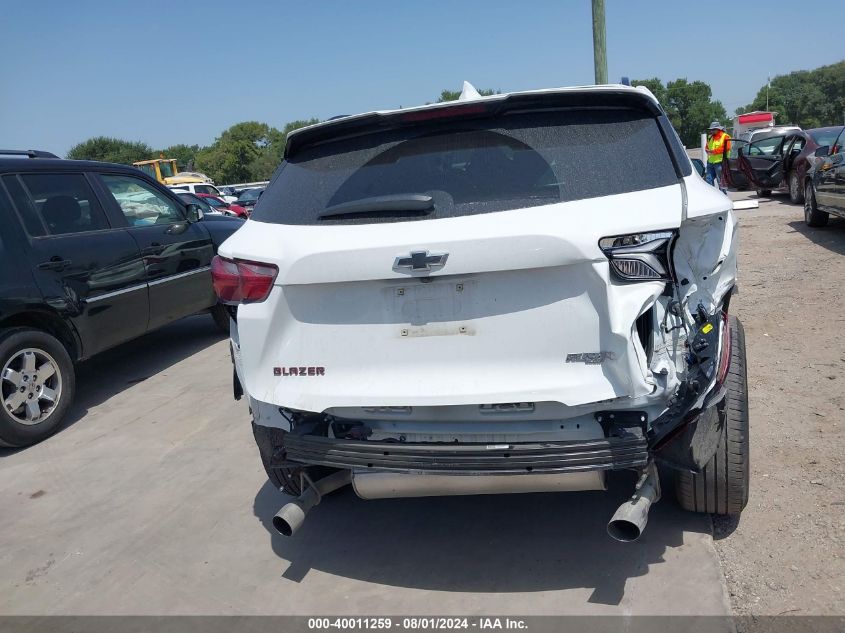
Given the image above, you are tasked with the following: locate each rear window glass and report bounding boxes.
[254,109,680,225]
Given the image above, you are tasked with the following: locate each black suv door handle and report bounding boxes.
[141,243,164,256]
[38,258,72,271]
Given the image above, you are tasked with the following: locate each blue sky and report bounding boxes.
[2,0,842,156]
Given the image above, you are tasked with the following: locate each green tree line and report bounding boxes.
[66,119,318,185]
[738,60,845,129]
[631,77,727,147]
[66,89,499,184]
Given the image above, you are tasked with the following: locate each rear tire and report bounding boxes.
[675,316,749,515]
[788,171,803,204]
[0,328,75,448]
[804,182,829,227]
[252,422,334,496]
[210,303,231,333]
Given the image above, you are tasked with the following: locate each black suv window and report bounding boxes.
[254,109,680,225]
[99,174,184,226]
[5,173,109,236]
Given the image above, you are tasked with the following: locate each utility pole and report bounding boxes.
[592,0,607,84]
[766,75,770,111]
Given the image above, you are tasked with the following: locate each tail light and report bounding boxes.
[211,255,278,304]
[599,231,676,281]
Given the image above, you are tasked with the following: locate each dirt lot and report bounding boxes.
[717,192,845,615]
[0,192,843,619]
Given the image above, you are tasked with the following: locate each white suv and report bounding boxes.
[167,182,237,203]
[214,83,749,542]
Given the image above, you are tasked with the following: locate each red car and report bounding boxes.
[727,126,844,203]
[196,193,250,218]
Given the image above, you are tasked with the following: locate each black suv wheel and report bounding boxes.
[0,328,75,447]
[804,182,829,227]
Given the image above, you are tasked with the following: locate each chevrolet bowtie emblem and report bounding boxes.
[393,250,449,274]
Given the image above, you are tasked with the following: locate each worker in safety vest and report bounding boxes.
[705,121,730,193]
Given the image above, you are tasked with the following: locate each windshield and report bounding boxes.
[238,189,263,202]
[136,163,156,179]
[253,108,679,225]
[159,161,176,178]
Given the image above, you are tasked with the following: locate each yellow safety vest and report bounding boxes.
[707,132,730,164]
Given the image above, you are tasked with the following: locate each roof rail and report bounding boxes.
[0,149,60,159]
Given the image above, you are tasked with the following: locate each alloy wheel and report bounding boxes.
[1,348,62,425]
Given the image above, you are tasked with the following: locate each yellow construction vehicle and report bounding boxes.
[132,158,213,185]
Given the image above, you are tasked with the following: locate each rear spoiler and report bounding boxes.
[0,149,59,159]
[284,89,664,160]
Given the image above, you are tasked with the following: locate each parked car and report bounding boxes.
[214,84,749,542]
[803,126,845,227]
[729,126,844,203]
[0,151,244,447]
[723,125,802,192]
[196,193,250,218]
[234,187,264,214]
[176,191,224,215]
[168,182,237,204]
[738,125,802,145]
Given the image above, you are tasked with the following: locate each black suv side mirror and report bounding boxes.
[814,146,830,157]
[185,203,204,222]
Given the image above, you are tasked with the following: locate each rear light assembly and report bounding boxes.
[599,230,676,281]
[211,255,278,305]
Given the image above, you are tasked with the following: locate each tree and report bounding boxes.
[195,119,322,184]
[665,79,728,147]
[159,144,202,171]
[248,119,321,180]
[739,60,845,129]
[436,88,498,102]
[631,77,666,105]
[66,136,153,164]
[68,117,325,185]
[195,121,276,184]
[632,78,727,147]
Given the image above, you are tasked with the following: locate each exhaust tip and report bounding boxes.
[272,501,307,537]
[607,519,643,542]
[272,514,294,537]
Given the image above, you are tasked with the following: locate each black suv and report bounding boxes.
[0,150,243,447]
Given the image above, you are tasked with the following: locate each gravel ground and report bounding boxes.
[715,192,845,615]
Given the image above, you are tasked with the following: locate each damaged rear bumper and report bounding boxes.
[281,433,648,475]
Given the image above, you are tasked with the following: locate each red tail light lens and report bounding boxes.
[211,255,278,304]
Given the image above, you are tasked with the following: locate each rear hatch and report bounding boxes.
[222,89,688,412]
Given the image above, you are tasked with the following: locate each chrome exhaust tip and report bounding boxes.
[272,469,351,537]
[607,464,660,543]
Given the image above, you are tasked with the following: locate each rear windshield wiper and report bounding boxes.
[318,194,434,219]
